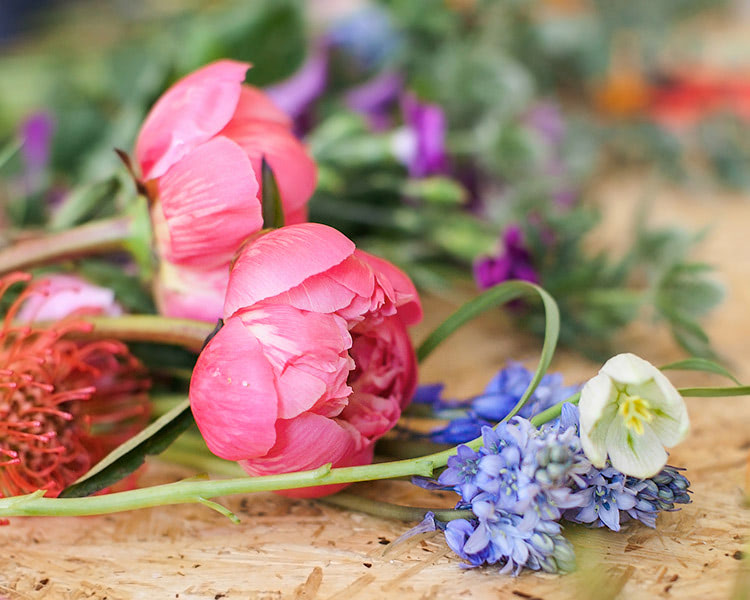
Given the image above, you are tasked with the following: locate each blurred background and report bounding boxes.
[0,0,743,359]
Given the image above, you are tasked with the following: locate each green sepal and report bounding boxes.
[122,195,154,281]
[59,399,194,498]
[261,157,285,229]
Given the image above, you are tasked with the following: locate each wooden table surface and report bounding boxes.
[2,171,749,599]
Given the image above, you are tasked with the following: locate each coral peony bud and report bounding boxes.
[134,60,317,321]
[0,273,150,498]
[189,224,422,497]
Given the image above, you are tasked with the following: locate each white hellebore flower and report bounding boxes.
[579,353,689,479]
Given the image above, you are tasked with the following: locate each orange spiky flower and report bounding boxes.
[0,272,150,501]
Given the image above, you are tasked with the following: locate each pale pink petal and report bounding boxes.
[154,261,229,322]
[220,120,317,216]
[231,85,292,129]
[17,274,122,323]
[355,250,423,325]
[136,60,250,180]
[341,392,401,440]
[223,223,355,318]
[157,136,262,267]
[190,316,279,460]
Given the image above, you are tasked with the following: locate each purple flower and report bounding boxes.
[327,6,402,68]
[265,46,328,133]
[396,93,448,177]
[445,513,575,575]
[19,111,54,194]
[438,444,483,501]
[345,71,403,131]
[524,101,566,147]
[429,415,491,445]
[474,226,539,291]
[474,362,576,422]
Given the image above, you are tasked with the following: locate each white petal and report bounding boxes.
[605,419,668,479]
[579,373,617,468]
[579,373,615,432]
[600,353,660,386]
[633,376,689,447]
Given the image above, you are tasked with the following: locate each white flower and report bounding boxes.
[579,353,690,479]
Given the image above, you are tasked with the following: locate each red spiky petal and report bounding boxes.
[0,273,151,498]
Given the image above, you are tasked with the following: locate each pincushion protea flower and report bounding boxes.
[0,273,150,501]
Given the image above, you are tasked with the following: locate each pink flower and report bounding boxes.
[189,223,422,497]
[134,60,317,321]
[17,274,123,323]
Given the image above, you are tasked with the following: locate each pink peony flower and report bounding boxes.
[189,223,422,497]
[17,274,123,323]
[134,60,317,321]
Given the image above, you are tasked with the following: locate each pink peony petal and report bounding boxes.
[284,205,308,226]
[236,305,353,419]
[190,316,279,461]
[241,413,361,473]
[223,223,355,318]
[154,260,229,322]
[220,120,317,216]
[355,250,423,325]
[136,60,250,180]
[240,414,375,497]
[156,136,262,267]
[231,85,293,129]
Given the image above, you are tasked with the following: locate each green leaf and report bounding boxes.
[678,386,750,398]
[0,137,21,170]
[417,280,560,420]
[59,399,195,498]
[48,177,120,231]
[261,157,285,229]
[661,358,741,385]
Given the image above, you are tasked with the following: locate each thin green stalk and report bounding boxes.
[530,392,581,427]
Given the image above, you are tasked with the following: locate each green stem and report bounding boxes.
[0,197,153,277]
[0,458,439,517]
[319,492,473,523]
[530,392,581,427]
[73,315,215,353]
[0,400,575,519]
[0,215,134,273]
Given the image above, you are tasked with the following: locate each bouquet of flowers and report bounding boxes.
[0,56,746,584]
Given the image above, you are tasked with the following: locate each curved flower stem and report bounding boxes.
[74,316,215,353]
[0,197,153,276]
[319,492,473,523]
[0,215,133,273]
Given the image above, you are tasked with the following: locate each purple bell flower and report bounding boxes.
[474,225,539,291]
[345,71,403,131]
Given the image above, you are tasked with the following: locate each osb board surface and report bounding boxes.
[2,173,749,600]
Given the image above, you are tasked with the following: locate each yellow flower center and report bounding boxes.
[617,393,654,436]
